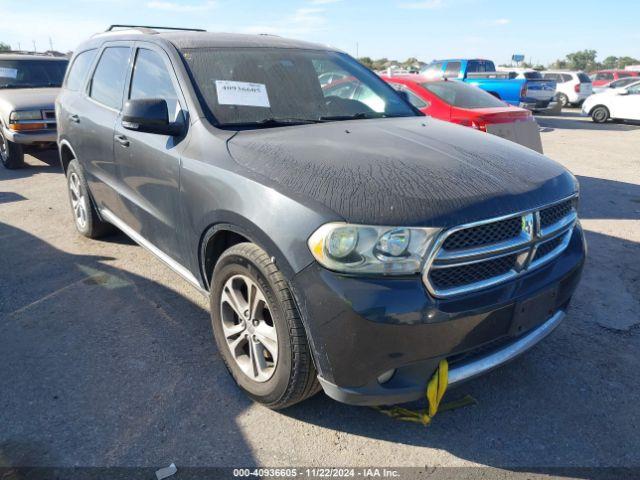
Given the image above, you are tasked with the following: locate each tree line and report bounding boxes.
[359,50,639,73]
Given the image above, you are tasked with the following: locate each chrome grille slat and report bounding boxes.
[423,195,578,297]
[442,216,522,250]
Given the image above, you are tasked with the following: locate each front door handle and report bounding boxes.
[114,134,130,147]
[69,114,80,123]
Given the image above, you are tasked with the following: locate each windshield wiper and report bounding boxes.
[318,112,386,121]
[0,83,52,89]
[221,117,324,129]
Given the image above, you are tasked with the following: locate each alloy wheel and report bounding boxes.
[68,172,88,230]
[220,274,278,382]
[0,131,8,163]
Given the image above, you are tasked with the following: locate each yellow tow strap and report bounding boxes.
[373,360,476,426]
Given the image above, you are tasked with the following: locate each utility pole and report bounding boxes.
[32,40,36,53]
[356,42,359,58]
[49,37,53,52]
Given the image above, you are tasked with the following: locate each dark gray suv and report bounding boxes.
[56,26,586,408]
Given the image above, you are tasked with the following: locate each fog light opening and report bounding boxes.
[377,369,396,384]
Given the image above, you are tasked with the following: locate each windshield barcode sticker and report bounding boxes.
[215,80,270,108]
[0,67,18,79]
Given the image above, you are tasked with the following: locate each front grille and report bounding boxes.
[540,200,573,229]
[443,217,522,250]
[533,236,563,261]
[43,110,56,120]
[429,254,518,291]
[424,196,578,297]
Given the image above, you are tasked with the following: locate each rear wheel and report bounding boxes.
[557,93,569,108]
[0,129,25,169]
[210,243,320,409]
[66,159,114,238]
[591,105,610,123]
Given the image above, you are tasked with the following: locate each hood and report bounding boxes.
[227,117,577,226]
[0,88,59,119]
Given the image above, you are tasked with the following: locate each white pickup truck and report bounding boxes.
[0,54,68,169]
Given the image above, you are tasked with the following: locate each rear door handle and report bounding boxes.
[114,134,130,147]
[69,114,80,123]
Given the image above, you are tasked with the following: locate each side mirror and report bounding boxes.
[617,89,629,95]
[122,98,183,136]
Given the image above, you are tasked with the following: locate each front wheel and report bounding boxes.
[210,243,320,409]
[591,106,610,123]
[0,130,25,169]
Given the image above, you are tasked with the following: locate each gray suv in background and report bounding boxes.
[56,26,586,408]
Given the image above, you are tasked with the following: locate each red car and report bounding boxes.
[380,74,543,153]
[590,70,639,87]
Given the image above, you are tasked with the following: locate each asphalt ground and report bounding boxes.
[1,108,639,477]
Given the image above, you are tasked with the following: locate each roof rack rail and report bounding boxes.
[106,25,206,33]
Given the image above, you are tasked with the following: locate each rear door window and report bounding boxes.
[65,49,97,91]
[443,62,461,79]
[89,46,131,109]
[627,83,640,94]
[129,48,180,120]
[467,60,495,73]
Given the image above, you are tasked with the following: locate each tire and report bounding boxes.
[66,159,114,238]
[0,129,25,169]
[557,93,569,108]
[210,243,320,409]
[591,105,610,123]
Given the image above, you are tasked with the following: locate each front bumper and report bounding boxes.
[2,126,57,145]
[291,224,586,406]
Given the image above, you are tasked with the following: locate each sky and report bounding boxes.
[1,0,638,65]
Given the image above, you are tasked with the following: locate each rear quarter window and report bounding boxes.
[65,49,97,91]
[577,73,591,83]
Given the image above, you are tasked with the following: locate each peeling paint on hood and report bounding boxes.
[227,116,577,226]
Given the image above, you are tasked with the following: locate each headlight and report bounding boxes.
[9,110,43,122]
[308,222,440,275]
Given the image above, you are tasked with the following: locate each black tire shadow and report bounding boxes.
[0,148,61,181]
[0,222,256,470]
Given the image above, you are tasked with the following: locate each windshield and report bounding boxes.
[421,80,507,109]
[0,59,68,88]
[180,47,417,128]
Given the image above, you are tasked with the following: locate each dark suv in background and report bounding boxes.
[56,26,586,408]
